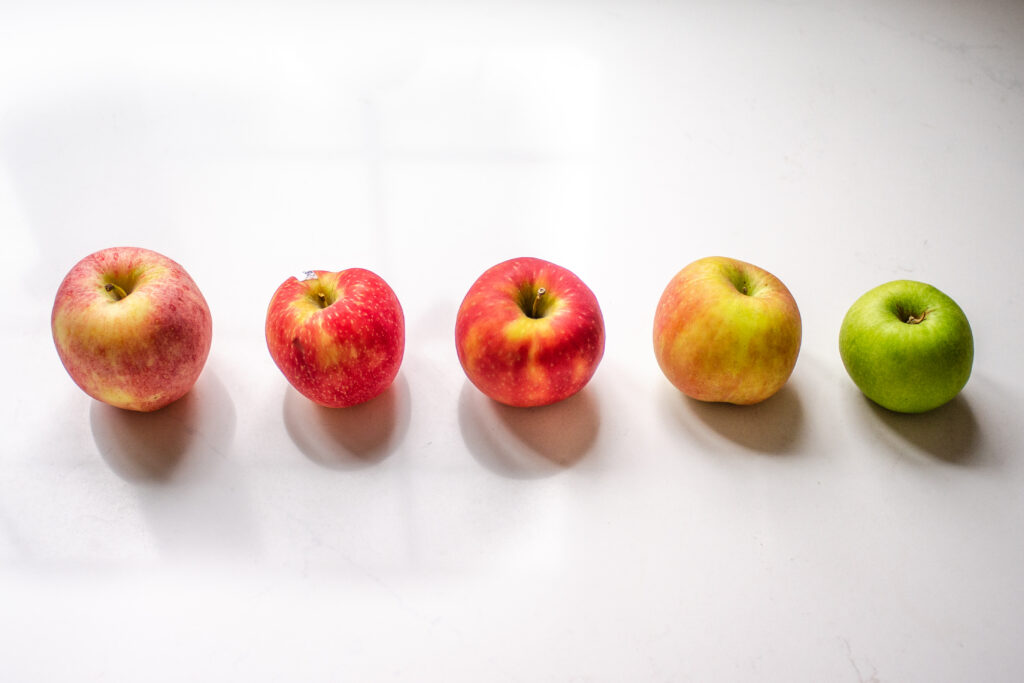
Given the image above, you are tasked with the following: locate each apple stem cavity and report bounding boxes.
[725,268,753,296]
[104,282,128,301]
[895,304,928,324]
[303,280,337,310]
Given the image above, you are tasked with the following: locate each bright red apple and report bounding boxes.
[51,246,213,412]
[653,256,801,405]
[455,257,605,407]
[265,268,404,408]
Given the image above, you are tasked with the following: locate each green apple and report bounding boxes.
[839,280,973,413]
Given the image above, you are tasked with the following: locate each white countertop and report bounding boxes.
[2,1,1023,681]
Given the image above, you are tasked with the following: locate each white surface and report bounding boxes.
[3,1,1024,681]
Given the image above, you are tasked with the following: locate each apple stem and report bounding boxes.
[317,291,328,308]
[906,312,926,324]
[104,283,128,301]
[532,288,546,318]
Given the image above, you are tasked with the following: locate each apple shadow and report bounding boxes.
[90,371,237,484]
[674,384,805,455]
[457,380,600,479]
[862,393,980,465]
[282,373,411,469]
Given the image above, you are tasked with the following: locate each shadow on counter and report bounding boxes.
[458,380,599,479]
[90,370,236,483]
[664,383,805,455]
[861,393,980,465]
[282,372,411,470]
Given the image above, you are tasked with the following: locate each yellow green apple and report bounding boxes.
[653,256,801,405]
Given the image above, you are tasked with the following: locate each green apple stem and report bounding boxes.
[906,312,926,324]
[104,283,128,301]
[532,288,546,318]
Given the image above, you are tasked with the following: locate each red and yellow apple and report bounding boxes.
[265,268,404,408]
[455,257,605,407]
[653,256,801,405]
[51,246,213,412]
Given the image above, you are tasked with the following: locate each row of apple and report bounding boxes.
[52,247,974,416]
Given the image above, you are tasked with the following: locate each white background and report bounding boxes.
[2,0,1023,681]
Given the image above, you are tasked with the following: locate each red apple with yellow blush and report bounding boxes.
[51,246,213,412]
[455,257,605,407]
[266,268,404,408]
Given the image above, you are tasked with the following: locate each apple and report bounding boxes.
[839,280,973,413]
[653,256,801,405]
[266,268,404,408]
[51,246,213,412]
[455,257,605,407]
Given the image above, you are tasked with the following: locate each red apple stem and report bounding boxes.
[532,288,546,318]
[104,283,128,301]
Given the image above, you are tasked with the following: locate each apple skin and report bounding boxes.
[653,256,802,405]
[839,280,973,413]
[266,269,404,408]
[455,257,605,407]
[51,247,213,412]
